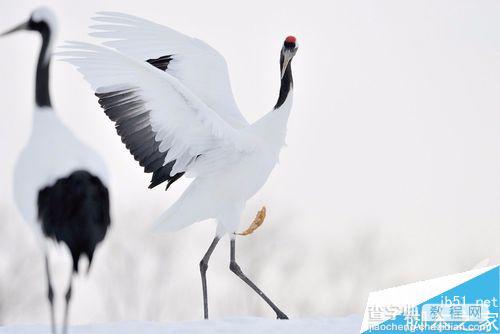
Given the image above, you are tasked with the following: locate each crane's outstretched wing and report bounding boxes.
[89,11,249,129]
[58,42,254,189]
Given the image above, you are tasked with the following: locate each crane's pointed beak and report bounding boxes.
[1,21,29,37]
[281,53,292,79]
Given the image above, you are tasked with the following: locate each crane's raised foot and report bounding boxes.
[237,206,266,236]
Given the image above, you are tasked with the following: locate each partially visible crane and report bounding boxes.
[2,7,111,334]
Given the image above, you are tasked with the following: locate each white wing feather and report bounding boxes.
[89,11,249,128]
[58,42,254,176]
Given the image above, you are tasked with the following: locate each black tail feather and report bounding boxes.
[38,170,110,273]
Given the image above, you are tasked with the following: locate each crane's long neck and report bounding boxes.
[251,54,294,151]
[274,54,293,110]
[35,24,52,109]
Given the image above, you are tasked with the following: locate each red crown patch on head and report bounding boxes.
[285,36,297,44]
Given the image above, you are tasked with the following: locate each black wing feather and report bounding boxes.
[96,89,183,189]
[95,54,182,190]
[37,170,110,273]
[146,55,173,71]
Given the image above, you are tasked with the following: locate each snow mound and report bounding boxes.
[0,316,361,334]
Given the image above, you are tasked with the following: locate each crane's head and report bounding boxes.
[281,36,298,78]
[1,7,57,38]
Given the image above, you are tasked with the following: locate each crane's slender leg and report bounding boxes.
[61,271,73,334]
[44,254,56,334]
[200,236,220,320]
[229,238,288,319]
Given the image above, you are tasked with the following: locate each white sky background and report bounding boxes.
[0,0,500,325]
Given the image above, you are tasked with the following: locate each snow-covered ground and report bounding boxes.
[0,316,361,334]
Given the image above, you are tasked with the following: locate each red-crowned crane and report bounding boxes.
[1,7,111,334]
[60,12,297,320]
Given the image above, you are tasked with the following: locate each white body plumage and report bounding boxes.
[14,109,109,233]
[158,96,292,235]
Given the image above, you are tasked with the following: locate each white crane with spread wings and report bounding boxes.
[60,12,298,320]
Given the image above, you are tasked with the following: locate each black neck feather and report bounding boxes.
[274,54,293,110]
[35,23,52,108]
